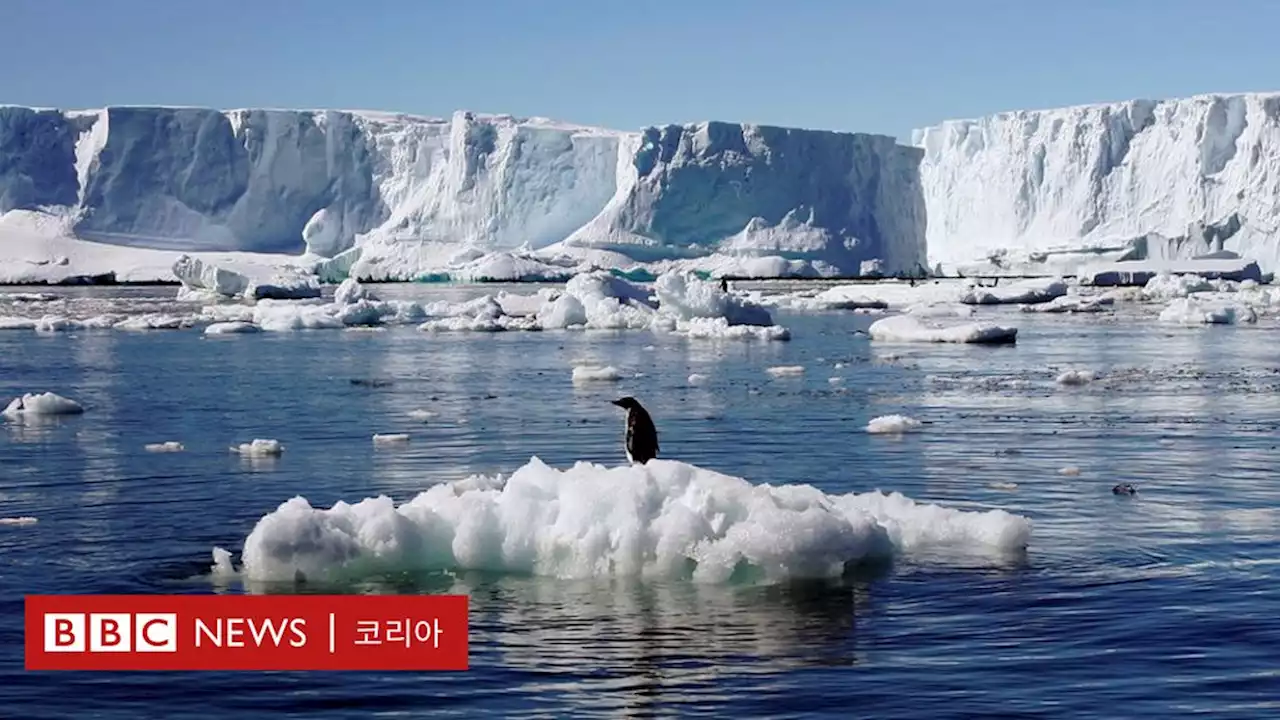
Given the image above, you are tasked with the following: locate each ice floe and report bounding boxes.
[868,314,1017,345]
[214,456,1032,584]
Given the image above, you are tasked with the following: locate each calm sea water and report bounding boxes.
[1,283,1278,718]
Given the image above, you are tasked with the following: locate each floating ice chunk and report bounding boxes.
[3,392,84,417]
[172,255,250,298]
[687,373,708,385]
[1020,294,1113,314]
[231,439,284,456]
[868,314,1017,344]
[829,377,844,385]
[252,301,345,331]
[334,277,378,305]
[113,314,194,331]
[0,516,38,526]
[205,321,260,335]
[1142,272,1214,301]
[572,365,622,382]
[1158,297,1257,325]
[960,277,1068,305]
[228,456,1032,584]
[0,316,37,330]
[537,271,656,330]
[662,316,791,341]
[1055,369,1095,385]
[0,292,58,302]
[145,441,185,452]
[907,302,975,318]
[211,547,236,576]
[866,414,922,434]
[766,365,805,377]
[653,270,775,326]
[1059,466,1081,476]
[245,268,322,300]
[407,409,437,421]
[988,482,1018,491]
[373,433,410,444]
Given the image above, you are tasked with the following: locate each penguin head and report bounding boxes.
[611,396,641,410]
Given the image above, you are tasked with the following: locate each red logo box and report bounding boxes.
[25,594,469,671]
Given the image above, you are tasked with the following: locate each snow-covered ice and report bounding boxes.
[1158,297,1258,325]
[868,314,1017,345]
[2,392,84,417]
[213,456,1031,584]
[1055,370,1096,385]
[866,415,922,434]
[572,365,622,382]
[373,433,410,444]
[232,439,284,456]
[766,365,805,377]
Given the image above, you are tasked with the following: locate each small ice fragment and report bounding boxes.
[1158,438,1175,446]
[205,321,260,335]
[833,362,847,369]
[766,365,805,377]
[1058,466,1081,476]
[145,441,185,453]
[1056,370,1095,386]
[866,414,922,434]
[687,373,708,385]
[988,482,1018,491]
[211,547,236,576]
[407,409,436,421]
[572,365,621,382]
[231,439,284,456]
[373,433,410,444]
[829,377,844,385]
[0,516,38,526]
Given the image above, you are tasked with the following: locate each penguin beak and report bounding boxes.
[610,399,624,407]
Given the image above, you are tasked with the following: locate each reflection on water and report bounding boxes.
[2,286,1280,718]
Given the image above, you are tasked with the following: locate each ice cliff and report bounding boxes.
[912,92,1280,275]
[0,105,927,280]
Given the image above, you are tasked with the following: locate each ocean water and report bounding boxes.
[1,283,1278,718]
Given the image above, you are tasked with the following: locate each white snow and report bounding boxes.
[866,415,922,434]
[215,455,1031,584]
[868,314,1018,345]
[2,392,84,416]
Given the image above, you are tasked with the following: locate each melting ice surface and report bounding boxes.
[217,456,1031,585]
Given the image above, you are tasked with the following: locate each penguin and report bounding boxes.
[610,396,660,464]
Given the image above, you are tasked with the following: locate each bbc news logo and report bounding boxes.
[25,594,468,671]
[45,613,177,652]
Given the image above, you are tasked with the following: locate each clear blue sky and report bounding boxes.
[3,0,1279,142]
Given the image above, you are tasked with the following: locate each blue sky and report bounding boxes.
[3,0,1278,141]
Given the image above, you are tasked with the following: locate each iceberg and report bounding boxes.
[912,93,1280,277]
[0,106,927,282]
